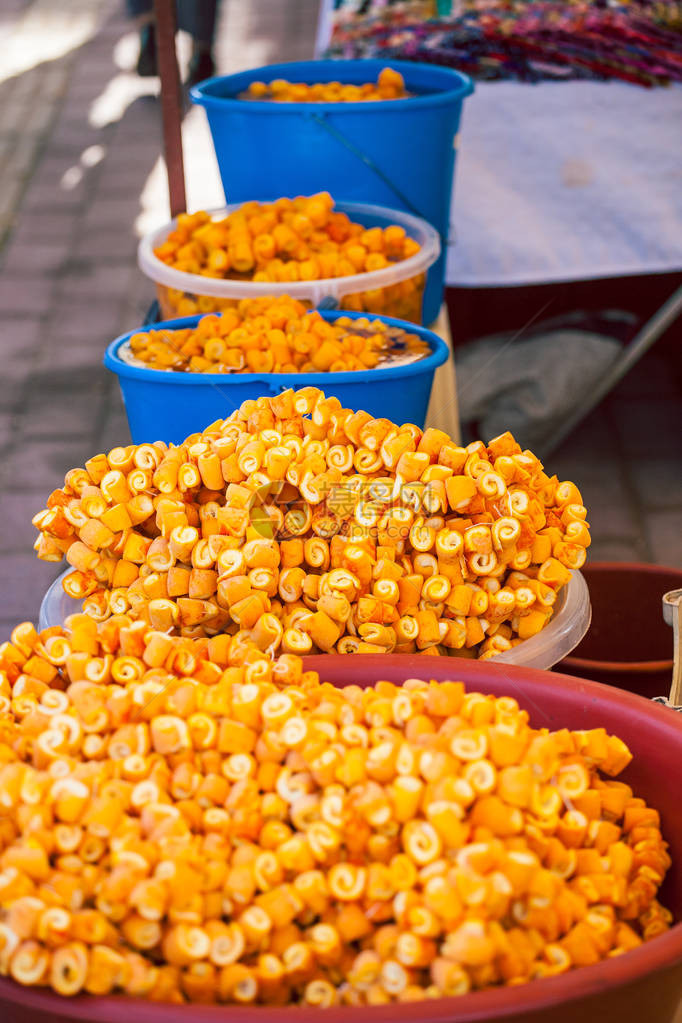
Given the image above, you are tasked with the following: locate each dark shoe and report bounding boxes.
[136,24,158,77]
[186,48,215,88]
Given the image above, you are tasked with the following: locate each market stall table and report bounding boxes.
[445,79,682,449]
[447,80,682,286]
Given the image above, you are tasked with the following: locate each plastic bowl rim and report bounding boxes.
[189,57,474,113]
[3,659,682,1020]
[580,560,682,576]
[103,309,450,387]
[563,654,674,673]
[138,200,441,300]
[491,568,590,671]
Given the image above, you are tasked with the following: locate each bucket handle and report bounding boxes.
[306,110,444,243]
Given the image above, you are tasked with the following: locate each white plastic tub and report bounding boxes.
[39,569,590,671]
[138,201,440,325]
[495,568,591,670]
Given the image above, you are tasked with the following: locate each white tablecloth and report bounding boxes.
[447,80,682,287]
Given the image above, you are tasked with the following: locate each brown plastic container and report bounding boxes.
[2,656,682,1023]
[559,562,682,699]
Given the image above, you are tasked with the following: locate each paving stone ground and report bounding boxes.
[0,0,680,642]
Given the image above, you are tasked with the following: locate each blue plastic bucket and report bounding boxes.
[190,60,473,325]
[104,310,450,445]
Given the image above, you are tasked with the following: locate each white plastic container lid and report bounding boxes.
[138,201,440,307]
[39,569,590,670]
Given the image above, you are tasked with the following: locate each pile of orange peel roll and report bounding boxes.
[125,299,430,375]
[33,388,590,659]
[239,67,410,103]
[0,617,672,1003]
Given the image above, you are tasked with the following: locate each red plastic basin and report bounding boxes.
[2,656,682,1023]
[559,562,682,699]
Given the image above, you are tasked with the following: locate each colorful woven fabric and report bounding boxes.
[324,1,682,86]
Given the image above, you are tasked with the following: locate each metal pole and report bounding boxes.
[663,589,682,707]
[153,0,187,218]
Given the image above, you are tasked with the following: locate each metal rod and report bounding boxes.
[540,282,682,458]
[153,0,187,218]
[663,589,682,706]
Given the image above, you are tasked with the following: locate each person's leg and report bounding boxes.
[126,0,153,18]
[179,0,219,85]
[179,0,219,48]
[126,0,158,77]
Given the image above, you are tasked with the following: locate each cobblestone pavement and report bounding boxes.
[0,0,680,642]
